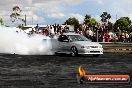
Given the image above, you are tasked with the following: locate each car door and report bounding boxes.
[58,35,70,53]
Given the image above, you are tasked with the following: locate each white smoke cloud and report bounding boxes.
[0,27,52,55]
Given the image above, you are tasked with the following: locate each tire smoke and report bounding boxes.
[0,27,52,55]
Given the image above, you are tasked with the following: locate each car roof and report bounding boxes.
[63,32,80,36]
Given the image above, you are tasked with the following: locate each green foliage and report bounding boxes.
[64,12,132,32]
[84,14,98,27]
[10,6,25,23]
[129,25,132,32]
[84,15,91,23]
[114,17,131,31]
[13,6,22,12]
[65,17,80,30]
[107,21,113,30]
[100,12,111,23]
[0,18,4,26]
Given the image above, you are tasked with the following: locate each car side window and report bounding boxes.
[58,35,69,42]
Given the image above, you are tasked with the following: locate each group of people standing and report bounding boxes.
[20,23,132,43]
[28,24,69,38]
[76,23,132,42]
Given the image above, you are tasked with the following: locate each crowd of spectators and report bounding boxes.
[77,23,132,43]
[19,23,132,43]
[27,24,69,38]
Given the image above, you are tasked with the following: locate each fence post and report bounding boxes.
[96,30,98,42]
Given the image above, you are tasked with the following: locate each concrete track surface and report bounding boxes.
[0,53,131,88]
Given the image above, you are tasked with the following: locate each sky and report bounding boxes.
[0,0,132,26]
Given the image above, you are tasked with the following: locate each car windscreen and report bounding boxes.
[68,35,90,41]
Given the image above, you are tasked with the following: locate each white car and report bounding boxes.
[51,33,103,57]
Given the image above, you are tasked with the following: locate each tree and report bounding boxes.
[65,17,80,30]
[84,14,98,28]
[114,17,131,31]
[10,6,26,26]
[107,21,113,30]
[100,12,111,24]
[0,17,4,26]
[129,25,132,32]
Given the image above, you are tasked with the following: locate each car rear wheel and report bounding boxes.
[71,46,78,56]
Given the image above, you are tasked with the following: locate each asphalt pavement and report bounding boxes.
[0,53,131,88]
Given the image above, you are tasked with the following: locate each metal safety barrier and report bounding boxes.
[99,42,132,53]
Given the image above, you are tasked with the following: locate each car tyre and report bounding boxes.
[71,46,78,56]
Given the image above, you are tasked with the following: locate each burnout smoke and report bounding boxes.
[0,27,52,55]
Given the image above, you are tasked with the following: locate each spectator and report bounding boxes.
[125,31,129,42]
[98,32,103,42]
[53,23,57,33]
[129,32,132,42]
[87,28,94,41]
[104,30,110,42]
[49,25,54,35]
[120,31,125,42]
[35,24,40,31]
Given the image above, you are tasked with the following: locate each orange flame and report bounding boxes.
[78,66,86,76]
